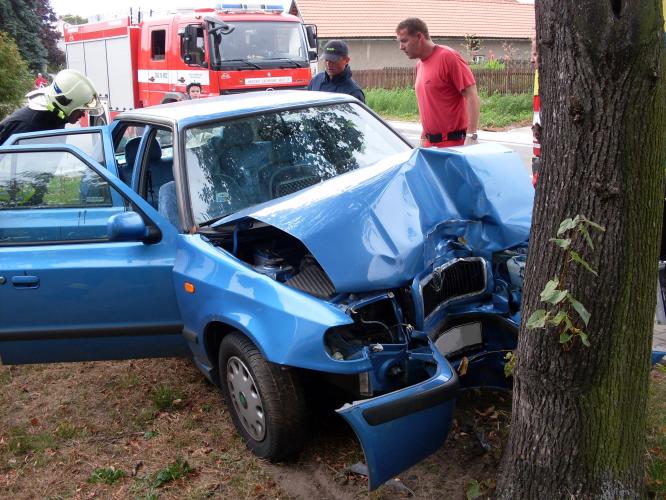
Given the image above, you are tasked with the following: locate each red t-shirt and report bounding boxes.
[415,45,475,137]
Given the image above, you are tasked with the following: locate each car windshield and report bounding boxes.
[217,21,308,64]
[184,102,411,225]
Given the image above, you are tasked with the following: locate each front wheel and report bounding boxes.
[219,332,307,460]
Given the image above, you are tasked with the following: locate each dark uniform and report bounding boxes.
[0,106,66,145]
[307,65,365,103]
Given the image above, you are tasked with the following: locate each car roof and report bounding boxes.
[116,91,358,128]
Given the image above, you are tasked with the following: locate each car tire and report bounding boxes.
[219,332,306,460]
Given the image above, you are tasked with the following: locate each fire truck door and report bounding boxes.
[173,24,210,95]
[139,24,171,106]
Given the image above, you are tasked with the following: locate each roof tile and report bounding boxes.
[294,0,535,39]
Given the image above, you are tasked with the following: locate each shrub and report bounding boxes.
[0,31,33,109]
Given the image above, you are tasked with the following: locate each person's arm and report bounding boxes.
[462,83,480,144]
[353,88,365,103]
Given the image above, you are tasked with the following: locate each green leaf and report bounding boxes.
[559,332,573,344]
[579,331,591,347]
[569,250,598,276]
[466,480,481,500]
[567,295,591,326]
[527,309,549,329]
[543,289,568,305]
[578,225,594,250]
[549,310,568,326]
[550,238,571,250]
[580,216,605,233]
[540,278,560,298]
[557,218,576,236]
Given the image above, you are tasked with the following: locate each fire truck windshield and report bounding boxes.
[213,22,309,69]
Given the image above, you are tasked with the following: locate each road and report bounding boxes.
[388,120,534,174]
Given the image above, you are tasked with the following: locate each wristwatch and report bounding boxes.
[467,132,478,140]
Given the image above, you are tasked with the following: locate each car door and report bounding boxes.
[5,125,118,176]
[0,144,188,364]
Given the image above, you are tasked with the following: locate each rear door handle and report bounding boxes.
[12,275,40,289]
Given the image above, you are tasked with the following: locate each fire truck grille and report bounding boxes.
[421,258,487,319]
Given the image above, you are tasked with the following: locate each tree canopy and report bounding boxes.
[0,0,64,71]
[0,31,33,118]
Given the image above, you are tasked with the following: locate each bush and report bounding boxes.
[0,31,33,110]
[365,87,532,129]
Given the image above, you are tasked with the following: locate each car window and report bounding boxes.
[114,124,146,185]
[0,150,130,245]
[184,102,410,224]
[14,131,106,166]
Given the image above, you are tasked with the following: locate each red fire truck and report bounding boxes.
[63,4,318,123]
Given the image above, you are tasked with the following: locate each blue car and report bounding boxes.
[0,91,534,490]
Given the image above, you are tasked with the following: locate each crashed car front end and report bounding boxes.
[173,132,533,488]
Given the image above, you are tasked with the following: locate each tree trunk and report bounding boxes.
[497,1,666,498]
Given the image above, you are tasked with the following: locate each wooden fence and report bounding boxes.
[353,66,535,94]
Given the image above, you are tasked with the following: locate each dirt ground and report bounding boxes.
[0,357,510,499]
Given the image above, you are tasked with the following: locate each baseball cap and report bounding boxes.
[323,40,349,62]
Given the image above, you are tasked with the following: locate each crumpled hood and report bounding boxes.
[220,143,534,293]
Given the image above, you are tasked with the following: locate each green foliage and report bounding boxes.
[470,59,506,71]
[88,467,126,485]
[479,91,532,128]
[365,87,419,120]
[0,0,64,70]
[151,457,193,488]
[526,215,605,349]
[0,31,33,107]
[466,479,481,499]
[365,87,532,128]
[61,14,88,25]
[503,351,516,377]
[150,384,183,411]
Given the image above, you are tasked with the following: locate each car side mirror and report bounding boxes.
[308,49,318,62]
[107,211,160,244]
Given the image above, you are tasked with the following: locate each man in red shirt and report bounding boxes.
[396,18,480,148]
[34,72,48,89]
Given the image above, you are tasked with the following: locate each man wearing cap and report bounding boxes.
[307,40,365,103]
[396,17,480,147]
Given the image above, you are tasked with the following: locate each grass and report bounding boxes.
[88,467,126,485]
[365,87,533,129]
[0,358,663,498]
[150,384,183,411]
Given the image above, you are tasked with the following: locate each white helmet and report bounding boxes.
[43,69,103,119]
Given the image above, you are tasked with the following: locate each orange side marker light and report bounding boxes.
[184,282,196,294]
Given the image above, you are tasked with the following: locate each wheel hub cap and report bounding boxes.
[226,356,266,441]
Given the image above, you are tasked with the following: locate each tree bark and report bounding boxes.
[497,1,666,498]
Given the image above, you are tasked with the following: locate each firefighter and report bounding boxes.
[0,69,102,145]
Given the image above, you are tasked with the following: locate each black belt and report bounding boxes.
[425,130,466,143]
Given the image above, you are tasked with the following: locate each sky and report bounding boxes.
[50,0,292,19]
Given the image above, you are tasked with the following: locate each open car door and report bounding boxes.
[0,144,188,364]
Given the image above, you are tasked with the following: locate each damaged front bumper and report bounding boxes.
[336,340,459,491]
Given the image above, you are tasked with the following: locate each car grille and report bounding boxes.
[421,258,487,319]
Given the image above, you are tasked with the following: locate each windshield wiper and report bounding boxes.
[221,59,262,70]
[263,58,304,68]
[199,214,232,228]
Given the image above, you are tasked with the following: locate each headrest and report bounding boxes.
[124,136,162,166]
[148,138,162,161]
[221,122,253,148]
[124,137,141,167]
